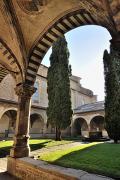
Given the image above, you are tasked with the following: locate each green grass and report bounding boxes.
[0,139,72,157]
[1,139,119,178]
[39,142,120,179]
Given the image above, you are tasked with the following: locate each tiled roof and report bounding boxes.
[74,101,104,114]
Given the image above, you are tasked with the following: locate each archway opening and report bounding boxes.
[42,25,111,102]
[35,25,111,138]
[73,118,88,137]
[0,110,17,138]
[30,113,44,137]
[90,115,105,137]
[90,116,104,132]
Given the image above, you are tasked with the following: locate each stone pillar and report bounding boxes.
[10,83,36,158]
[71,118,75,137]
[87,124,91,137]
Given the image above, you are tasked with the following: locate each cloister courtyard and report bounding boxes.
[0,138,120,179]
[0,0,120,180]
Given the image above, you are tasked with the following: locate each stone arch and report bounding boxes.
[0,65,9,83]
[73,117,88,137]
[0,107,17,120]
[0,39,23,84]
[0,109,17,138]
[26,4,115,85]
[90,115,105,133]
[30,113,44,134]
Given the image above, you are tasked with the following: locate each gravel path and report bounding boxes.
[31,141,83,158]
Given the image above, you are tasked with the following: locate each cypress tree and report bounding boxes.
[103,46,120,143]
[47,36,73,141]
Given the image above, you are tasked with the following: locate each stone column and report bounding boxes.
[10,83,36,158]
[85,123,90,138]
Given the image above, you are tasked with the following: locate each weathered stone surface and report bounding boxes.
[0,0,118,85]
[0,64,98,138]
[7,157,114,180]
[0,1,119,179]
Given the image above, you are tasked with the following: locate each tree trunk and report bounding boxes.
[55,127,61,141]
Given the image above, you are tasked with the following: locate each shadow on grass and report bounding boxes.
[0,146,11,158]
[0,140,52,158]
[30,140,51,151]
[49,143,120,179]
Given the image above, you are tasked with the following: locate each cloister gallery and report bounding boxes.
[0,0,119,179]
[0,64,105,139]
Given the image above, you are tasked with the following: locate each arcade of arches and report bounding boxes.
[0,0,119,177]
[72,115,106,138]
[0,66,97,138]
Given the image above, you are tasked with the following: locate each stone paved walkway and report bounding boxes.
[0,158,18,179]
[0,142,115,180]
[31,141,83,158]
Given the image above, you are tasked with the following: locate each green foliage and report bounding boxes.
[47,36,73,139]
[0,139,72,157]
[39,143,120,178]
[103,46,120,143]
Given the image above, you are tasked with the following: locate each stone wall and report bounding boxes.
[0,74,18,101]
[0,64,98,138]
[7,156,79,180]
[33,65,97,109]
[0,65,97,110]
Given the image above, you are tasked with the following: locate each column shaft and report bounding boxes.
[10,84,36,158]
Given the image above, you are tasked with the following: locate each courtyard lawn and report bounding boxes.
[0,139,72,157]
[39,142,120,179]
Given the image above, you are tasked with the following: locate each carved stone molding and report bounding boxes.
[17,0,51,14]
[15,83,36,97]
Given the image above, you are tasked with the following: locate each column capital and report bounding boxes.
[15,83,36,97]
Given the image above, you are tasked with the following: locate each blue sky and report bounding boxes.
[42,25,111,101]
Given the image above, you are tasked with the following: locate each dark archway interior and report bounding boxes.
[30,113,44,134]
[0,110,17,137]
[90,116,104,132]
[74,118,88,136]
[5,110,17,133]
[30,114,42,128]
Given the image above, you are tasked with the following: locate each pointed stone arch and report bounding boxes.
[0,39,23,84]
[26,4,116,85]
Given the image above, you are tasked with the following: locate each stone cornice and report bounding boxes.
[0,98,47,110]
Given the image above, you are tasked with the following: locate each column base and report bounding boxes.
[10,146,30,158]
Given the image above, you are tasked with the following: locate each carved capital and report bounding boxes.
[15,83,36,97]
